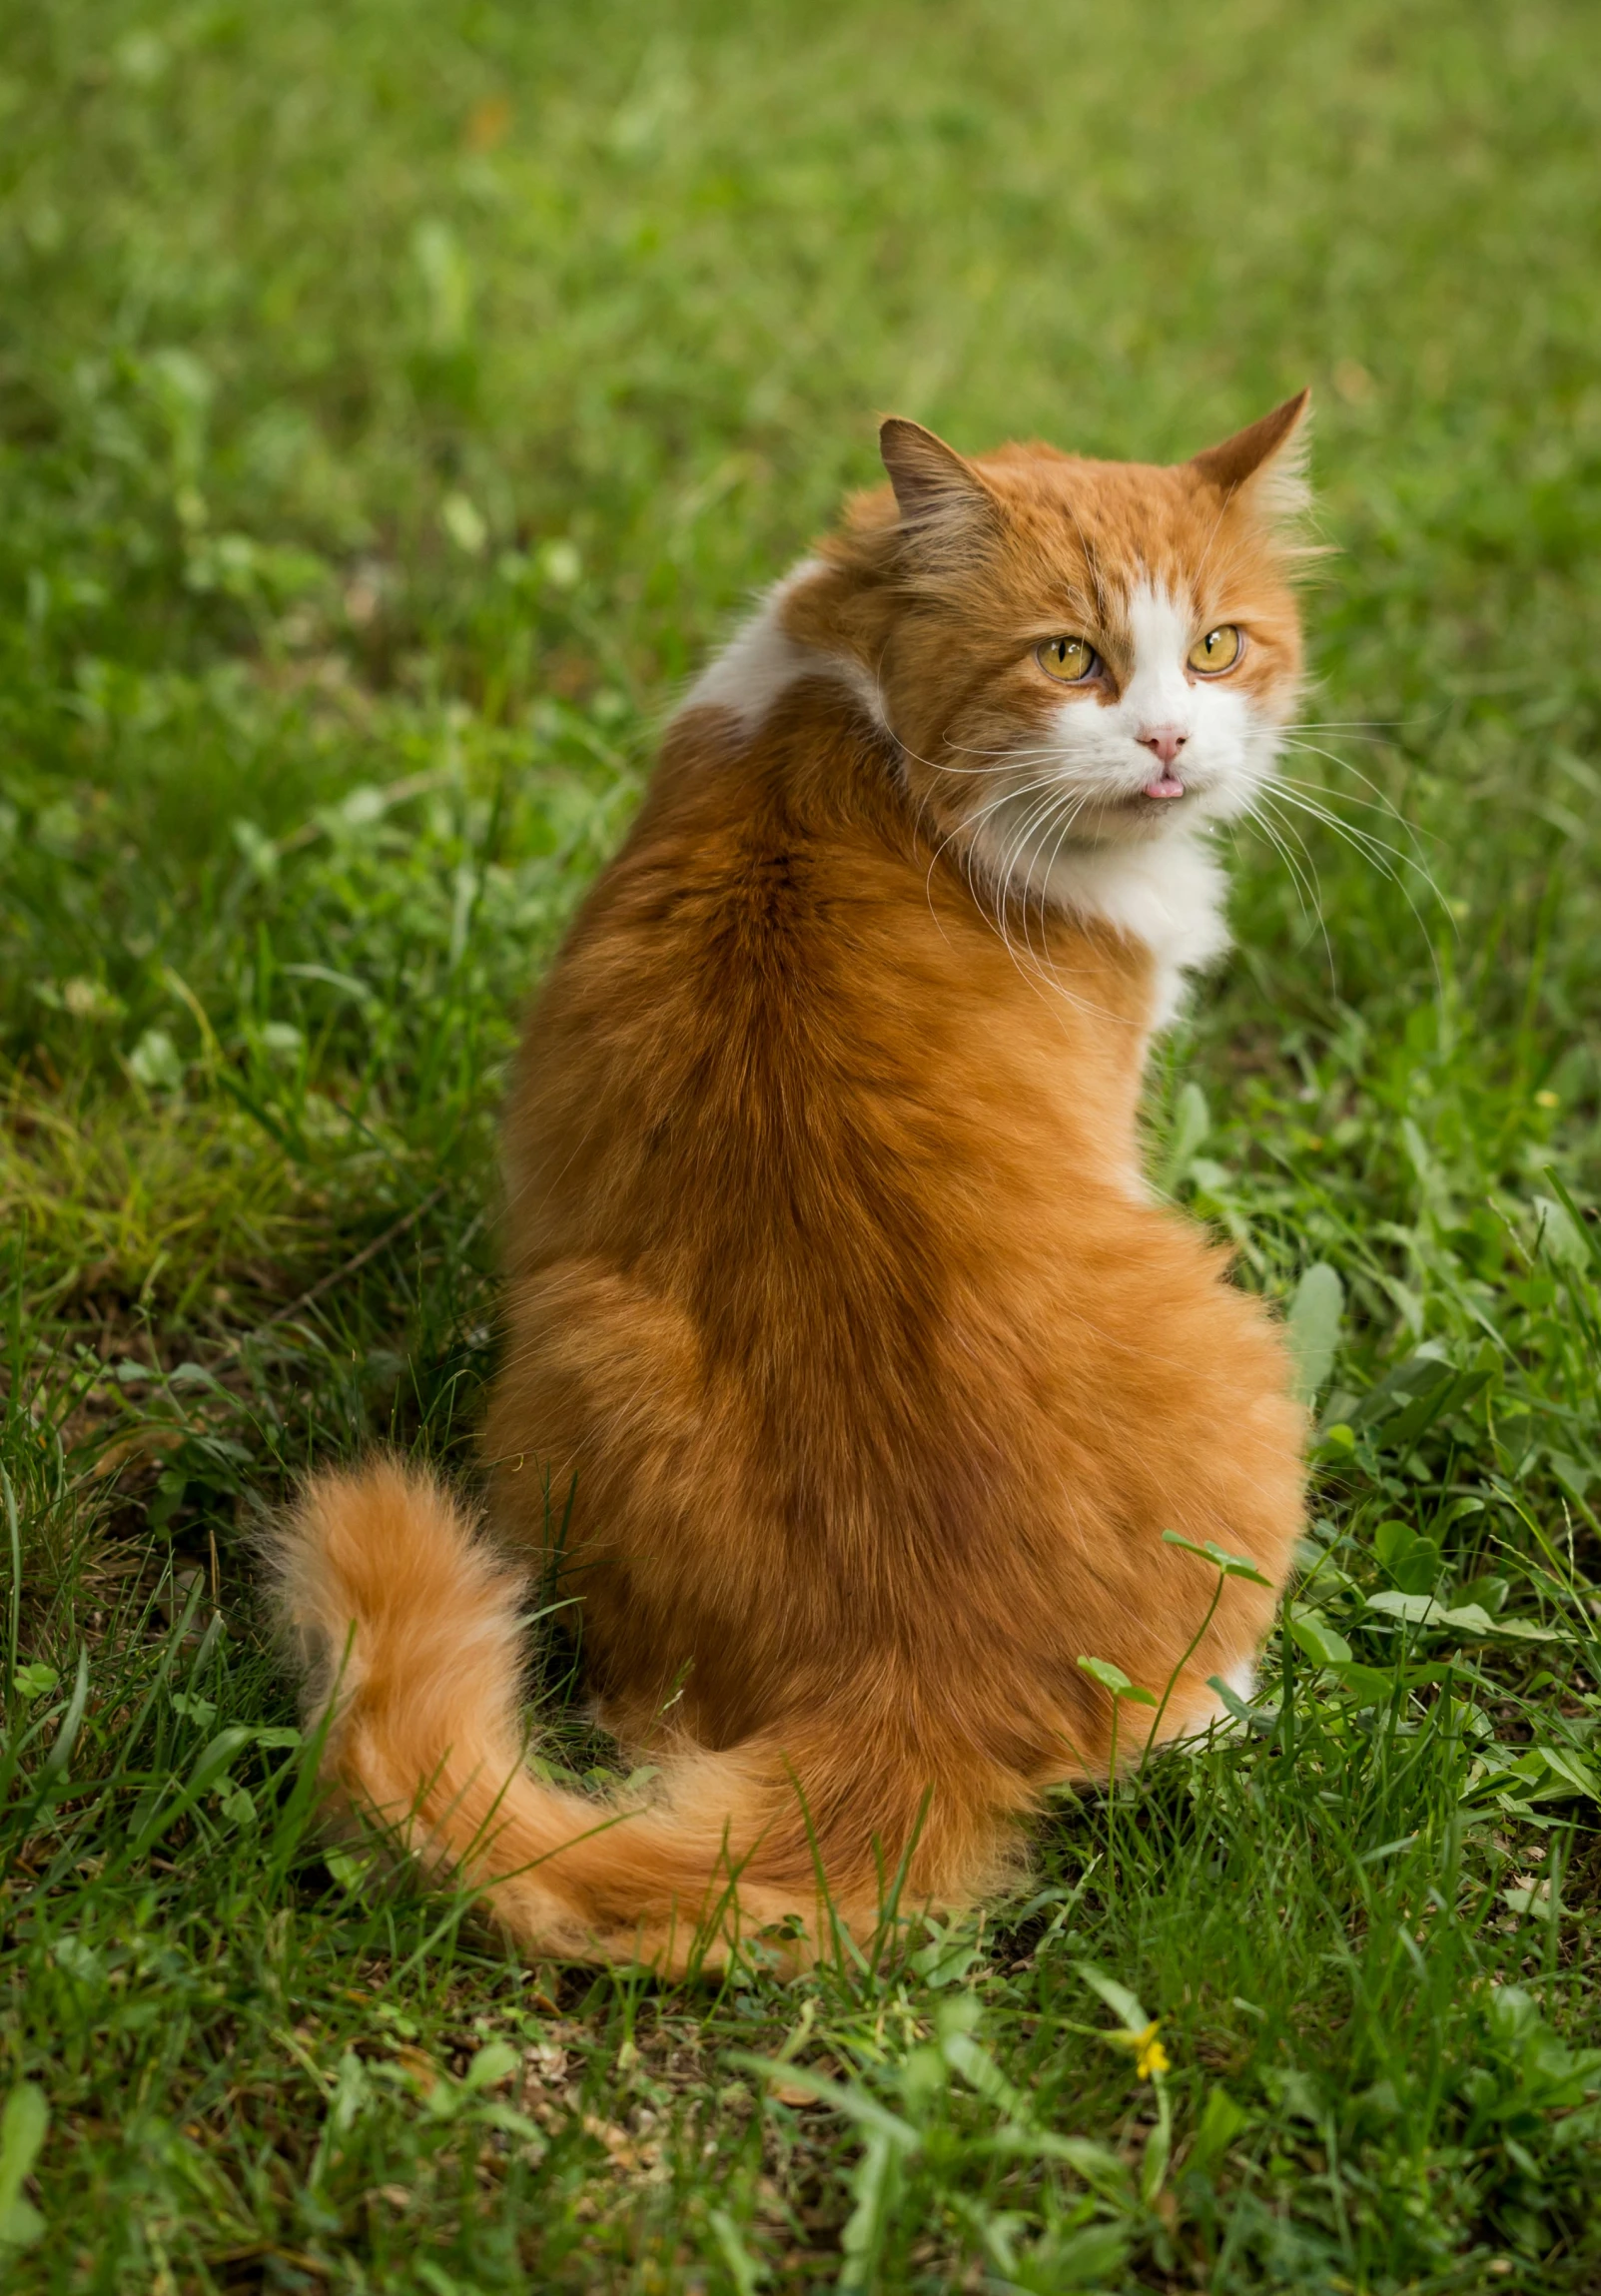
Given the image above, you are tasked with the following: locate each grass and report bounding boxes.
[3,0,1601,2285]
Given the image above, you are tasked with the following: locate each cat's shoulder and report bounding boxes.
[678,560,882,736]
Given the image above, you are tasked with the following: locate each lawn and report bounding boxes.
[4,0,1601,2287]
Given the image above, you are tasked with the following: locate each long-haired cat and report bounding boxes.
[271,395,1312,1971]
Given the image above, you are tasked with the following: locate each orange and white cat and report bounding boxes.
[272,396,1312,1970]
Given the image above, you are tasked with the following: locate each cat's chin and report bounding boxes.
[1069,791,1209,847]
[1099,772,1266,843]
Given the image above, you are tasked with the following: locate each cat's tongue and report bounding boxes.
[1143,773,1186,801]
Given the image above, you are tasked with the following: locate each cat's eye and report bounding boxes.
[1037,635,1098,683]
[1188,624,1243,674]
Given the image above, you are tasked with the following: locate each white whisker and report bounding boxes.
[1255,785,1448,989]
[1237,801,1337,988]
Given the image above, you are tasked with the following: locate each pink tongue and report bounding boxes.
[1144,773,1186,800]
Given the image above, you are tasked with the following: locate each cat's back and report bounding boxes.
[500,681,1150,1282]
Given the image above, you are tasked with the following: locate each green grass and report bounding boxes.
[4,0,1601,2286]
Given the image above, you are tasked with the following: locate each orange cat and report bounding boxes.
[272,397,1312,1971]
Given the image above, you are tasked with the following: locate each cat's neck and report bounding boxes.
[677,559,1230,1031]
[974,829,1230,1033]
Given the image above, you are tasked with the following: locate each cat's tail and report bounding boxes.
[266,1458,1008,1972]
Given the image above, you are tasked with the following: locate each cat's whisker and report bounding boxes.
[992,771,1093,959]
[989,779,1068,973]
[941,734,1068,757]
[920,763,1079,947]
[997,776,1077,910]
[950,772,1082,892]
[967,780,1112,1022]
[1260,791,1441,952]
[924,761,1073,853]
[1263,780,1445,900]
[1275,768,1426,830]
[1271,735,1454,967]
[1275,729,1428,816]
[1259,783,1409,877]
[1007,787,1077,971]
[1238,800,1337,988]
[933,744,1079,773]
[1030,788,1099,986]
[1243,798,1321,925]
[1273,765,1449,911]
[900,727,1076,789]
[1280,717,1405,737]
[1277,734,1410,794]
[1019,789,1070,950]
[1255,785,1449,988]
[1275,740,1443,857]
[1241,787,1321,914]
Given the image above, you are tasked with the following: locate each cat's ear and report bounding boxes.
[1190,389,1311,519]
[879,418,995,543]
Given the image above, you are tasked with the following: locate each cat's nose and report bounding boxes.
[1139,725,1189,767]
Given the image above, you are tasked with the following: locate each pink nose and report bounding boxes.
[1140,725,1189,767]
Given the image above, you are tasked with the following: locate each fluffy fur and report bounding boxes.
[271,396,1314,1972]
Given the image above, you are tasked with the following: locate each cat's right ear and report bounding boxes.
[879,418,995,545]
[1189,389,1312,524]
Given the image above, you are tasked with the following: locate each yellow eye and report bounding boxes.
[1037,635,1098,683]
[1188,624,1242,674]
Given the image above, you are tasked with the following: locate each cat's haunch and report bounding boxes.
[270,400,1312,1972]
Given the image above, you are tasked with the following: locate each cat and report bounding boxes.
[270,394,1312,1972]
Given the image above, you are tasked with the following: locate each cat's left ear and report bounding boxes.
[879,418,997,553]
[1190,388,1311,520]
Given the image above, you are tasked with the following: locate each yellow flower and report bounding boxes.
[1107,2019,1170,2080]
[1137,2029,1170,2081]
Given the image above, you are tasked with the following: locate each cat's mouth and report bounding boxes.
[1140,772,1187,802]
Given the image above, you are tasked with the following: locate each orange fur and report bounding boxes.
[271,400,1312,1972]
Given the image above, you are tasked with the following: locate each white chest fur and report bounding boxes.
[1042,832,1231,1030]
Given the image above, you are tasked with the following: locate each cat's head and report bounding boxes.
[808,395,1311,880]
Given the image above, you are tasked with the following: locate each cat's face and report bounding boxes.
[849,400,1309,877]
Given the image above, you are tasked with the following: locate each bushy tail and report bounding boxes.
[267,1460,998,1971]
